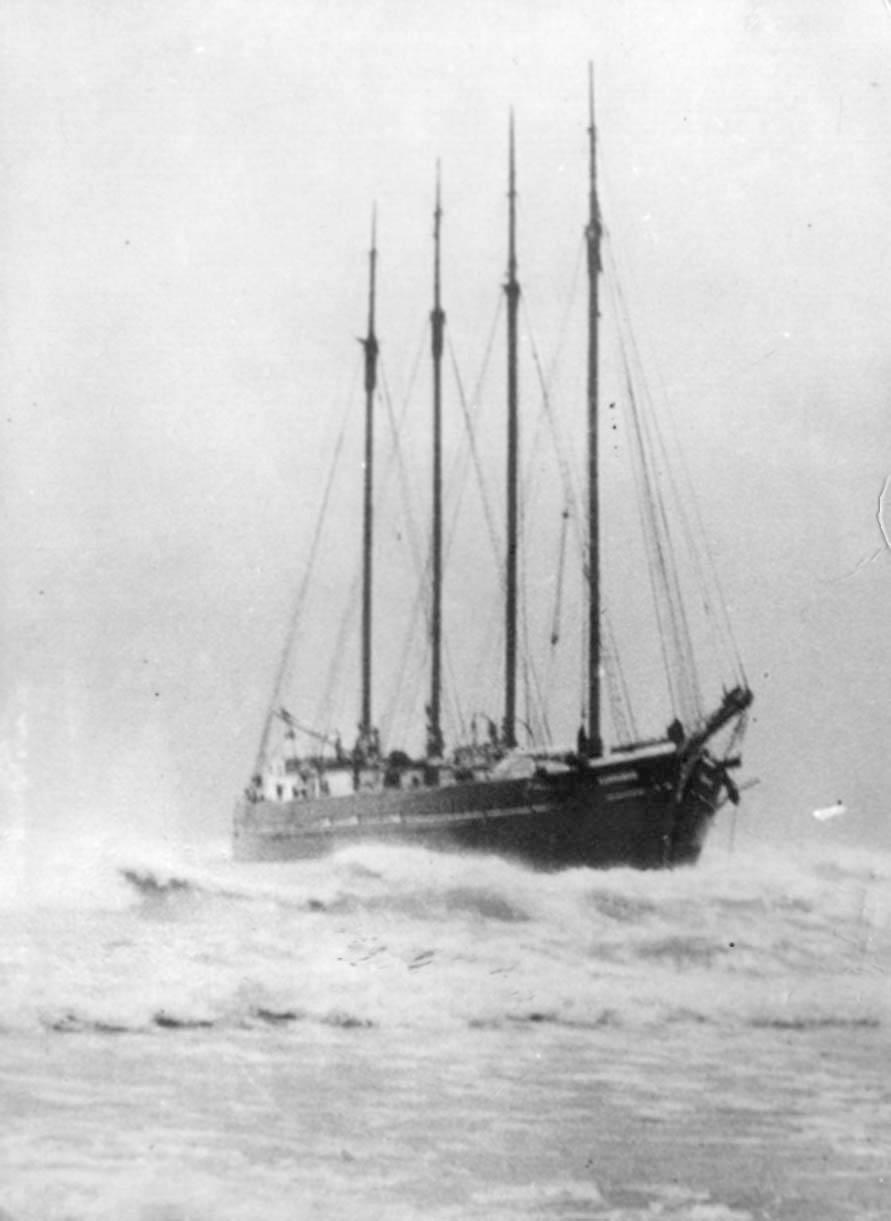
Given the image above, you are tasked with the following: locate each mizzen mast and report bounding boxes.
[585,65,603,759]
[428,165,446,759]
[503,113,520,750]
[359,209,379,744]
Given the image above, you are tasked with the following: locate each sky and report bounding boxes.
[2,0,891,851]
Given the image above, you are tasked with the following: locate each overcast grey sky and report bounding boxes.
[2,0,890,849]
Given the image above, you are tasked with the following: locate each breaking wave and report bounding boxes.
[2,829,888,1039]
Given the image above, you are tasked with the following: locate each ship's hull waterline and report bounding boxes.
[233,744,728,870]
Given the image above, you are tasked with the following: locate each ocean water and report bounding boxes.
[1,828,889,1220]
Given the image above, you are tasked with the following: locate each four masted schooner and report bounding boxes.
[233,73,753,869]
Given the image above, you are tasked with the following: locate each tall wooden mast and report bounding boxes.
[359,209,379,742]
[428,165,445,759]
[504,113,520,750]
[586,65,603,758]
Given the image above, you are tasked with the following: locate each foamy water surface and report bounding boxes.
[1,829,889,1219]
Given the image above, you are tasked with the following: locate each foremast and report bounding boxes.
[585,65,603,759]
[503,113,520,750]
[359,211,379,751]
[428,166,446,760]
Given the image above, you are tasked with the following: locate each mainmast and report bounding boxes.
[503,113,520,750]
[428,165,445,760]
[359,209,379,743]
[586,65,603,758]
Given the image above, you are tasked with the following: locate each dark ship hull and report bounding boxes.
[233,740,728,870]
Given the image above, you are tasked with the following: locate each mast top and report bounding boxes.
[367,205,378,334]
[362,205,379,395]
[433,163,443,292]
[586,64,601,263]
[432,162,445,351]
[507,111,518,289]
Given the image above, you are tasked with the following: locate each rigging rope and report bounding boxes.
[314,568,361,739]
[601,610,638,746]
[523,289,640,747]
[250,365,358,777]
[379,557,429,747]
[549,509,570,648]
[313,325,428,742]
[606,241,704,728]
[648,401,748,690]
[379,350,429,588]
[518,560,552,748]
[620,344,702,725]
[604,229,747,695]
[443,300,508,727]
[379,300,505,752]
[513,297,587,747]
[445,327,504,576]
